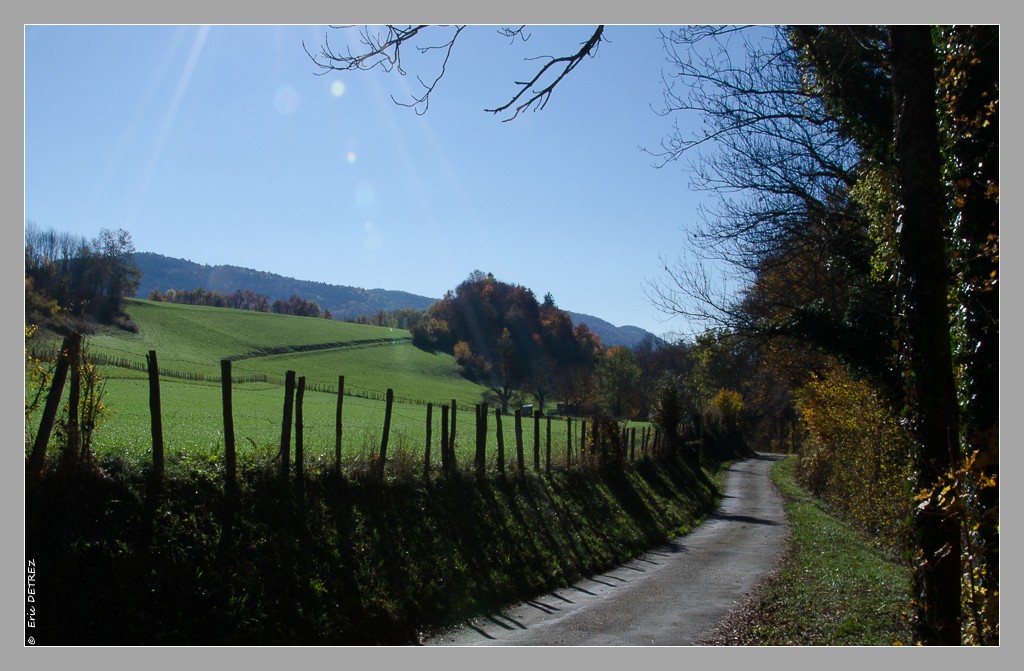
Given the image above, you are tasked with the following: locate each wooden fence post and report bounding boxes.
[379,388,394,479]
[27,331,80,482]
[495,408,505,476]
[475,403,487,478]
[280,370,296,481]
[630,427,637,463]
[147,349,164,482]
[295,376,306,485]
[335,375,345,476]
[514,409,524,474]
[221,360,237,499]
[533,409,541,471]
[566,417,573,470]
[450,399,458,460]
[545,416,552,473]
[425,403,433,479]
[441,404,451,478]
[474,404,481,474]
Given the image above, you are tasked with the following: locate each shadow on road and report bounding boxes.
[707,512,782,526]
[752,452,786,461]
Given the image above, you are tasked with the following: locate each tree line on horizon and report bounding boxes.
[146,286,334,320]
[25,222,142,331]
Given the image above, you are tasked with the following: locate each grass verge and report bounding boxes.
[700,456,916,646]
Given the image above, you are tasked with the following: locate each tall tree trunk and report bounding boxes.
[890,25,962,645]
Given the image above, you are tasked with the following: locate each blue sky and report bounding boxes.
[25,24,724,339]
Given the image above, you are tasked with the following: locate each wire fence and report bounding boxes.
[27,339,670,494]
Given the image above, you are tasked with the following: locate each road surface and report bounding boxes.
[423,453,788,646]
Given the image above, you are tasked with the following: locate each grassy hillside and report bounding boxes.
[87,300,467,389]
[34,298,480,399]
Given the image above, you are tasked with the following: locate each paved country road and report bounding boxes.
[423,453,789,646]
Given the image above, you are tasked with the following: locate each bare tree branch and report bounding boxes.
[304,25,464,115]
[485,26,606,121]
[497,26,530,43]
[305,25,606,121]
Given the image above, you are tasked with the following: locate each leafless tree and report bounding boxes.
[643,26,864,336]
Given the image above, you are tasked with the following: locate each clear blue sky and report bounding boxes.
[26,24,719,339]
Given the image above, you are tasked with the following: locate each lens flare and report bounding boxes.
[331,80,346,97]
[346,151,357,164]
[353,181,376,216]
[274,85,300,115]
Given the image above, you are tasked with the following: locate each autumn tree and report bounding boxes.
[559,323,603,413]
[416,272,537,411]
[594,346,641,419]
[414,272,601,413]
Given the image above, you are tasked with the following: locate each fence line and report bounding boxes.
[30,347,459,408]
[30,347,677,493]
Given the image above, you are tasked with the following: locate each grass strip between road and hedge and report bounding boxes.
[703,456,916,646]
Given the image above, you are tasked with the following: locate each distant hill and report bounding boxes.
[132,252,661,349]
[133,252,436,321]
[565,312,665,350]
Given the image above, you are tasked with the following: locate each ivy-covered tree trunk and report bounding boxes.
[939,25,999,644]
[890,25,962,646]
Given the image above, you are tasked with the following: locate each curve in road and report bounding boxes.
[424,453,788,646]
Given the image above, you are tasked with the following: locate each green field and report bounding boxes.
[28,299,651,470]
